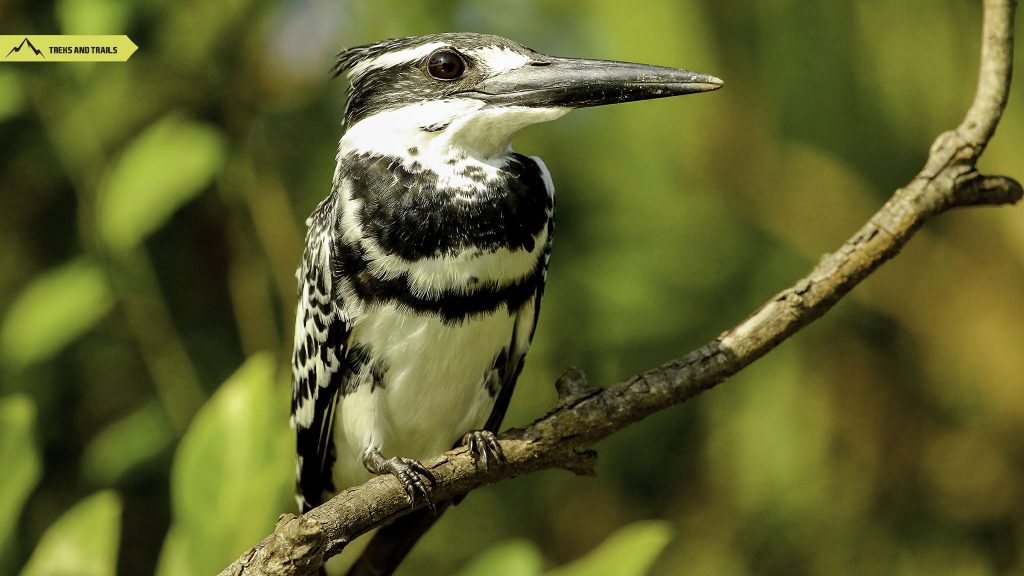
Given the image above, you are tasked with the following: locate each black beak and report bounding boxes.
[464,55,723,108]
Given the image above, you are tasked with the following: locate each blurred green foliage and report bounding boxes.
[97,113,226,254]
[455,521,672,576]
[157,354,292,576]
[0,395,41,573]
[20,490,122,576]
[1,1,1023,575]
[0,259,113,368]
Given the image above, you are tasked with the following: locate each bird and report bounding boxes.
[289,32,721,574]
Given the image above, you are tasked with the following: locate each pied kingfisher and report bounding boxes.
[290,32,721,572]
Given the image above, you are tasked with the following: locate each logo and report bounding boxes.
[5,38,44,60]
[1,35,137,63]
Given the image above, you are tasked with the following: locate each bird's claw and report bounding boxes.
[382,456,437,513]
[461,430,505,470]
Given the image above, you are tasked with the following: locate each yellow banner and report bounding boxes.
[0,35,137,62]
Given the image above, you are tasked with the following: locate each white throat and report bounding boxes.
[340,99,569,163]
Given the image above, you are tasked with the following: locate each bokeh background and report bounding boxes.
[2,1,1024,575]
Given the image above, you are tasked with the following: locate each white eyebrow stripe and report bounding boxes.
[347,42,447,79]
[468,46,532,74]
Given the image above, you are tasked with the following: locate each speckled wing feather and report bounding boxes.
[290,196,351,513]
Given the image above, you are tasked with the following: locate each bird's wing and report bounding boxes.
[482,275,547,434]
[483,154,555,434]
[290,198,352,513]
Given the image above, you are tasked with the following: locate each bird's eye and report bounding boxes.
[427,50,466,81]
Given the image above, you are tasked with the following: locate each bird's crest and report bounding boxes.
[330,43,376,79]
[331,36,437,80]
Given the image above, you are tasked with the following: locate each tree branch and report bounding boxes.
[219,1,1021,574]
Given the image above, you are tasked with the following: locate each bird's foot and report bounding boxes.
[362,448,437,513]
[460,430,505,470]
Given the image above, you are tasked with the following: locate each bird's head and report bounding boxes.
[332,33,722,160]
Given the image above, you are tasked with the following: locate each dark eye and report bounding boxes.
[427,49,466,80]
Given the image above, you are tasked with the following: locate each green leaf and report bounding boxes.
[97,113,226,252]
[20,491,122,576]
[0,68,25,122]
[0,395,41,571]
[546,521,673,576]
[56,0,130,35]
[153,527,189,576]
[0,259,114,370]
[81,400,175,486]
[156,354,293,576]
[457,540,544,576]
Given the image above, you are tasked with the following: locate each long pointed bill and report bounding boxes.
[465,56,723,108]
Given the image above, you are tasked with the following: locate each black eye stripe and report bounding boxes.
[426,49,467,81]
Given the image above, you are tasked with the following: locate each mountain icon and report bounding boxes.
[5,37,45,59]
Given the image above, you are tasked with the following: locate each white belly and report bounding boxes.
[331,303,516,488]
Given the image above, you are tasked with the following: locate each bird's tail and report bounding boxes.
[344,500,453,576]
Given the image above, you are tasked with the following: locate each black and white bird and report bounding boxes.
[290,32,720,573]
